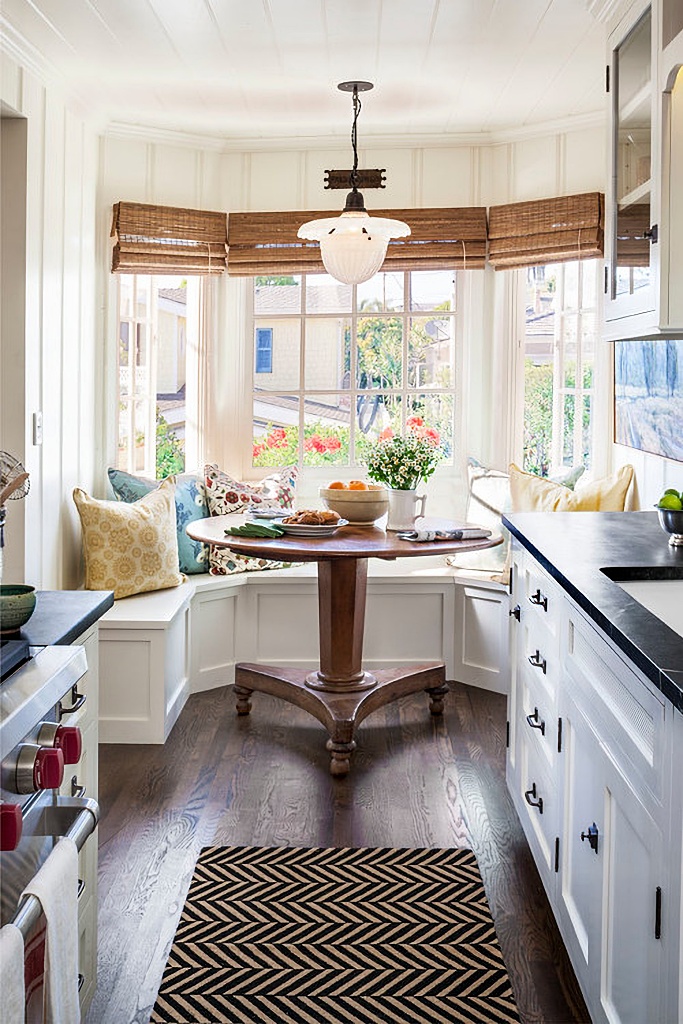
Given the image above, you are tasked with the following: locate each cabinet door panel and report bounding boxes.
[559,704,603,979]
[600,770,662,1024]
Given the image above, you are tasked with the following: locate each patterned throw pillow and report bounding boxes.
[203,464,298,575]
[107,468,209,575]
[73,479,183,599]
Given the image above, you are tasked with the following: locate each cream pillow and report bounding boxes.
[509,464,634,513]
[73,478,183,599]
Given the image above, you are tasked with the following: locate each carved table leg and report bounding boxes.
[426,682,449,715]
[234,684,253,715]
[326,737,357,777]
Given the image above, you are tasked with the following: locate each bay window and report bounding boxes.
[250,269,458,472]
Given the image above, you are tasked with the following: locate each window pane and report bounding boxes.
[305,274,352,313]
[253,318,300,390]
[135,280,150,318]
[563,315,578,388]
[582,394,593,468]
[582,265,597,307]
[407,394,454,459]
[409,270,455,312]
[302,395,350,466]
[563,262,579,309]
[117,400,131,470]
[408,317,454,388]
[254,276,302,315]
[563,394,575,465]
[304,318,351,390]
[133,399,149,473]
[356,394,403,446]
[252,396,300,467]
[356,316,403,388]
[119,278,133,319]
[357,272,404,312]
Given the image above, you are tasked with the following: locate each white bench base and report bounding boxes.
[98,558,509,744]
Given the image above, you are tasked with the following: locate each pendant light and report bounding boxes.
[298,82,410,285]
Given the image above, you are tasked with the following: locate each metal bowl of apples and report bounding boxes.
[656,489,683,546]
[319,480,389,526]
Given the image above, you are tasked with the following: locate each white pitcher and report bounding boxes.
[386,489,427,531]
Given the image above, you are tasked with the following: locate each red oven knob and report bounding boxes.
[37,723,82,765]
[13,744,65,793]
[54,726,82,765]
[33,747,64,789]
[0,803,23,851]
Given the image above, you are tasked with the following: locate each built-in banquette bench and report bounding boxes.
[98,559,509,743]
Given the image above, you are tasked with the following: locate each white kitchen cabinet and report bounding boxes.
[604,0,683,338]
[507,537,679,1024]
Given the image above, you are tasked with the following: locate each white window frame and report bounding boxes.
[247,270,460,478]
[112,273,202,479]
[515,259,607,478]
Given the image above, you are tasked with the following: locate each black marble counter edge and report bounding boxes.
[502,513,683,715]
[19,590,115,647]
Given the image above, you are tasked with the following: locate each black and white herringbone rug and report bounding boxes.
[151,846,520,1024]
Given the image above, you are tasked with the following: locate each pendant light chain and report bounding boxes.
[350,86,361,190]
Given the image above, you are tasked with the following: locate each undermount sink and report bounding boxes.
[601,567,683,639]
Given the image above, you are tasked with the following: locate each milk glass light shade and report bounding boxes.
[298,209,411,285]
[298,81,410,285]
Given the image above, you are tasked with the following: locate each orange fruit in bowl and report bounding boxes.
[348,480,369,490]
[328,480,347,489]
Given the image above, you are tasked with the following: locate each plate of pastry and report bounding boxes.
[278,509,349,536]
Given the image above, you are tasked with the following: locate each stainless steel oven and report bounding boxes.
[0,640,99,1013]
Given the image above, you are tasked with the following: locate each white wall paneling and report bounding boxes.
[1,53,99,590]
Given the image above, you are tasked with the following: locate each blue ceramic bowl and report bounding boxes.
[0,584,36,634]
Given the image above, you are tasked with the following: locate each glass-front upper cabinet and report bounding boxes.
[607,6,656,327]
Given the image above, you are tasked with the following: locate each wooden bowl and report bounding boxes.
[319,486,389,525]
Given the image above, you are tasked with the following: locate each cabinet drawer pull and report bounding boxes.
[528,650,547,673]
[71,775,86,799]
[59,686,86,718]
[509,604,521,621]
[525,708,545,735]
[524,783,543,813]
[580,822,599,853]
[529,589,548,611]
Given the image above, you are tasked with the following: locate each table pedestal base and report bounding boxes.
[234,661,448,776]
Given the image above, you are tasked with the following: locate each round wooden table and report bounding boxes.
[187,516,502,776]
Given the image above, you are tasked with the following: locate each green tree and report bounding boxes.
[156,413,185,478]
[255,275,298,286]
[523,361,553,476]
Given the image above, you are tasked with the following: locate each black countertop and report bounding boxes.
[19,590,114,646]
[502,510,683,713]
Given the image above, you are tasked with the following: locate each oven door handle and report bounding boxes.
[9,797,99,940]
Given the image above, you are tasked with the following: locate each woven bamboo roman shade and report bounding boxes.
[227,207,487,276]
[488,192,604,269]
[111,202,228,274]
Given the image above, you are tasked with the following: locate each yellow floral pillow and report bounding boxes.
[509,463,634,513]
[73,479,183,599]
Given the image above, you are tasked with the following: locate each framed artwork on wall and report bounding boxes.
[614,339,683,462]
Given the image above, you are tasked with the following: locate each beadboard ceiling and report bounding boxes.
[1,0,607,144]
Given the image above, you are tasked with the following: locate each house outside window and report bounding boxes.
[522,260,598,476]
[255,328,273,374]
[250,270,457,469]
[116,274,200,479]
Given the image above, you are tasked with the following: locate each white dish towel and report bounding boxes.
[22,836,80,1024]
[0,922,25,1024]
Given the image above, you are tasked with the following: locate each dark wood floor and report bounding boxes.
[86,682,590,1024]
